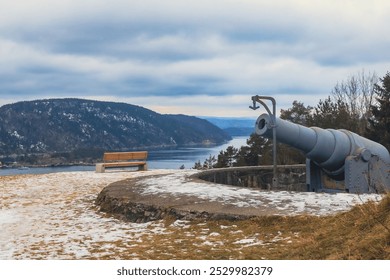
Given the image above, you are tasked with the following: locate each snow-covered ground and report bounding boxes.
[140,171,383,216]
[0,169,383,259]
[0,170,173,259]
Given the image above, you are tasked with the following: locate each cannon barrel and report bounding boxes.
[255,113,390,177]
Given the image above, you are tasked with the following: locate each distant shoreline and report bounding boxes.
[0,139,236,169]
[0,136,250,176]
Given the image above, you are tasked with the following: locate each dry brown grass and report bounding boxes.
[273,198,390,260]
[94,193,389,260]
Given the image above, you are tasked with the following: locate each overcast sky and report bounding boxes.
[1,0,389,117]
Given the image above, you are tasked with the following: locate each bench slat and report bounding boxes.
[103,151,147,161]
[96,151,148,173]
[103,161,147,167]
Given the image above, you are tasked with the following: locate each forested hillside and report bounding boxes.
[0,98,230,166]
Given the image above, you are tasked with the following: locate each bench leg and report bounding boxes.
[139,163,148,171]
[96,164,106,173]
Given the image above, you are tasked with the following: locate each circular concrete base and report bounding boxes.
[96,169,382,223]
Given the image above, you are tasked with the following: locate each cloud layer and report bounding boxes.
[1,0,389,116]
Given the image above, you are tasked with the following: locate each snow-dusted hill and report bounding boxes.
[0,99,231,156]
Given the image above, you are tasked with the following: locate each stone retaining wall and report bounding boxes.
[194,165,307,192]
[96,177,260,223]
[96,165,308,223]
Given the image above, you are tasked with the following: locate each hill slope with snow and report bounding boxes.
[0,99,231,156]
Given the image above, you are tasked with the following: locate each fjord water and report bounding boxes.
[0,136,249,176]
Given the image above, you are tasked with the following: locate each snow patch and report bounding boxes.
[140,170,382,216]
[10,131,24,139]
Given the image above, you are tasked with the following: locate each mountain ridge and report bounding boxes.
[203,116,255,136]
[0,98,231,160]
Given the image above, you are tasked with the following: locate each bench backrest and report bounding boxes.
[103,151,148,162]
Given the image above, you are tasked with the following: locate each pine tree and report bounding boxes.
[368,72,390,150]
[203,154,216,169]
[235,134,272,166]
[280,100,313,126]
[214,146,238,168]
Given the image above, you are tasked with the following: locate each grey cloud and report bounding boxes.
[1,0,389,115]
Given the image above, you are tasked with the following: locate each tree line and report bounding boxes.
[195,70,390,169]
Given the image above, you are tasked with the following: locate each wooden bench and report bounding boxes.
[96,151,148,173]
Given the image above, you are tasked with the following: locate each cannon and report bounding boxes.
[255,113,390,193]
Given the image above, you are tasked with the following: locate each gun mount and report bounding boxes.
[255,113,390,193]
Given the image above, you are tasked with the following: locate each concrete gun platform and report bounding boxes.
[96,170,382,223]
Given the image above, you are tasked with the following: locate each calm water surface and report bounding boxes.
[0,136,249,176]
